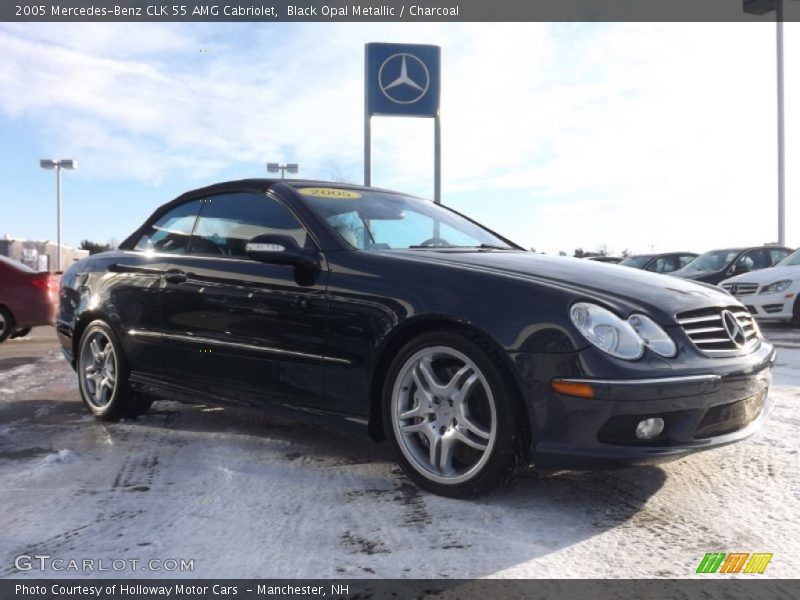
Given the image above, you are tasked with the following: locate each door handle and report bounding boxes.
[162,269,187,284]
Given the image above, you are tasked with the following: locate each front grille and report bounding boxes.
[745,305,758,314]
[721,282,759,296]
[676,306,759,356]
[762,303,784,314]
[694,390,766,439]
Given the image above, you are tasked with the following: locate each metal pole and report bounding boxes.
[434,115,441,204]
[364,118,371,186]
[777,0,786,246]
[56,163,62,271]
[364,45,371,187]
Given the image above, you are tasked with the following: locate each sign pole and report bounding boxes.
[364,46,372,187]
[434,114,441,204]
[776,0,785,245]
[364,116,371,187]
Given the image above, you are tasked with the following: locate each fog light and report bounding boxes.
[635,417,665,440]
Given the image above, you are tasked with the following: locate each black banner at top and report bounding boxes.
[3,0,800,22]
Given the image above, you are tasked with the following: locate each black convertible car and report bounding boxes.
[57,180,775,496]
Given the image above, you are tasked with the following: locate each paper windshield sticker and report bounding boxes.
[297,187,361,199]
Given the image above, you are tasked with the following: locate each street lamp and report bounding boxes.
[744,0,797,245]
[266,162,299,179]
[39,158,77,271]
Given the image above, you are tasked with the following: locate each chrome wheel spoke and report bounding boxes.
[436,434,456,476]
[416,356,446,394]
[400,421,427,435]
[90,338,103,363]
[453,424,488,451]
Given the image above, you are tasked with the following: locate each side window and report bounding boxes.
[134,199,202,254]
[737,249,767,271]
[769,248,790,265]
[189,192,308,258]
[679,254,696,267]
[645,258,664,272]
[648,255,680,273]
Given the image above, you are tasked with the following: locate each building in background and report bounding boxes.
[0,236,88,272]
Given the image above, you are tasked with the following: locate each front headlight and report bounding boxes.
[570,303,677,360]
[570,303,644,360]
[628,314,677,357]
[760,280,792,294]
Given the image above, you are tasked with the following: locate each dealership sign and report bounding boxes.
[366,43,440,117]
[364,42,442,203]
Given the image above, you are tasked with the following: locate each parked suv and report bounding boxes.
[720,248,800,325]
[672,246,791,286]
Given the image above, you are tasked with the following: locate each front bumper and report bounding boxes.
[531,344,776,468]
[735,290,796,321]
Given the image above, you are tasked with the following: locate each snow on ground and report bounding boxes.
[0,329,798,579]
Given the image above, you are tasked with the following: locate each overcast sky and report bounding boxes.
[0,22,797,255]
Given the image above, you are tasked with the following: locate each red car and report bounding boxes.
[0,255,58,342]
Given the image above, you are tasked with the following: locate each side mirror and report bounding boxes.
[245,234,319,269]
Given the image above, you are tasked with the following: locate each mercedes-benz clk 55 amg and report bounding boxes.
[57,180,776,496]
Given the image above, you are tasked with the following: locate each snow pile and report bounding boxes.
[41,449,76,465]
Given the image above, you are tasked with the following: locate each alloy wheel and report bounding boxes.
[80,330,118,408]
[391,346,497,485]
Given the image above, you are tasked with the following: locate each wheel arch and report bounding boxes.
[367,316,533,449]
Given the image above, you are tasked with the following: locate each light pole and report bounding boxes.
[266,162,299,179]
[39,159,77,271]
[776,0,786,246]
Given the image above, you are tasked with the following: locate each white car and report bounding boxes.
[720,248,800,325]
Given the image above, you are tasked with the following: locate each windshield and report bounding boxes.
[778,248,800,267]
[620,255,651,268]
[681,250,740,273]
[296,187,514,250]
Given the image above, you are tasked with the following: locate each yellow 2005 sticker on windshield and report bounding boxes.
[297,187,361,199]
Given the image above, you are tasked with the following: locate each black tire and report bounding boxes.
[76,320,151,420]
[0,305,14,343]
[381,330,529,497]
[10,327,32,339]
[792,297,800,328]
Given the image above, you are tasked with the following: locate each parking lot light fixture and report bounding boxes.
[266,162,299,179]
[39,158,78,271]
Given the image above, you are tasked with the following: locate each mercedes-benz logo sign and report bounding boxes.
[721,310,747,348]
[378,53,430,104]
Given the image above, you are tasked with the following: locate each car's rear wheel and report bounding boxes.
[10,327,32,339]
[77,320,151,420]
[0,306,14,343]
[382,331,528,497]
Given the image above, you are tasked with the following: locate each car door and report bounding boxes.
[157,190,328,409]
[731,249,769,276]
[768,247,791,266]
[111,199,203,379]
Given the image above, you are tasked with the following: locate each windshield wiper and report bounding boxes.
[407,243,513,250]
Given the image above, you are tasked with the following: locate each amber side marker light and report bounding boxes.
[551,380,595,399]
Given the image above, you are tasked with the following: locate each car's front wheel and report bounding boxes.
[383,331,528,497]
[77,320,151,420]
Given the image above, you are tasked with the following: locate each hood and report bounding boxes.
[380,250,737,319]
[721,264,800,285]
